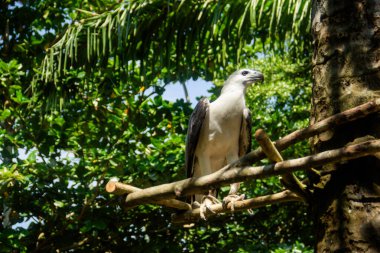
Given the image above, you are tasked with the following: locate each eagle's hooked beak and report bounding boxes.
[245,70,264,86]
[250,70,264,83]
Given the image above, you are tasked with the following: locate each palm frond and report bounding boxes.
[36,0,311,86]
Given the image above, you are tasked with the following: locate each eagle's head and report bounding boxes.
[230,68,264,86]
[222,69,264,94]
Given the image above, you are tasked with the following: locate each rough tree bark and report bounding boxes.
[311,0,380,252]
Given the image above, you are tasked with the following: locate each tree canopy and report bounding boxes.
[1,0,314,252]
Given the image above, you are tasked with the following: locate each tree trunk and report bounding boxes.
[311,0,380,252]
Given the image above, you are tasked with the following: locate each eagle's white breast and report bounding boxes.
[195,90,245,173]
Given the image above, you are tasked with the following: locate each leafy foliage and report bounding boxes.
[37,0,311,86]
[248,51,312,157]
[0,0,313,252]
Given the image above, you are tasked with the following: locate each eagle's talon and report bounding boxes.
[199,203,208,220]
[223,194,245,211]
[199,195,221,220]
[191,201,201,209]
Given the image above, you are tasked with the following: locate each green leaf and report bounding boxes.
[53,200,65,208]
[0,109,11,121]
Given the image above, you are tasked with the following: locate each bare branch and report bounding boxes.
[123,139,380,208]
[275,98,380,150]
[106,181,191,210]
[255,129,284,162]
[255,129,309,199]
[106,181,141,195]
[171,190,302,224]
[232,98,380,168]
[180,81,190,103]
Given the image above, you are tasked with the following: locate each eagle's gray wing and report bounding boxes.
[185,97,209,178]
[239,108,252,156]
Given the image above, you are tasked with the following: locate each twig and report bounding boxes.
[57,237,89,251]
[123,139,380,208]
[171,190,301,223]
[105,181,191,210]
[255,129,309,200]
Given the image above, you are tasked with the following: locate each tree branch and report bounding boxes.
[255,129,310,200]
[276,98,380,148]
[171,190,302,224]
[106,181,191,210]
[181,81,190,103]
[231,98,380,168]
[123,139,380,208]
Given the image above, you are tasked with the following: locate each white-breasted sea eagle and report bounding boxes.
[185,69,264,219]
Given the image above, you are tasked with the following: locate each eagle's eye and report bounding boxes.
[241,70,249,76]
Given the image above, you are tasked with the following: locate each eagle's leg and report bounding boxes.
[223,154,245,211]
[196,156,221,220]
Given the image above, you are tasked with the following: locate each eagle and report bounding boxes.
[185,69,264,219]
